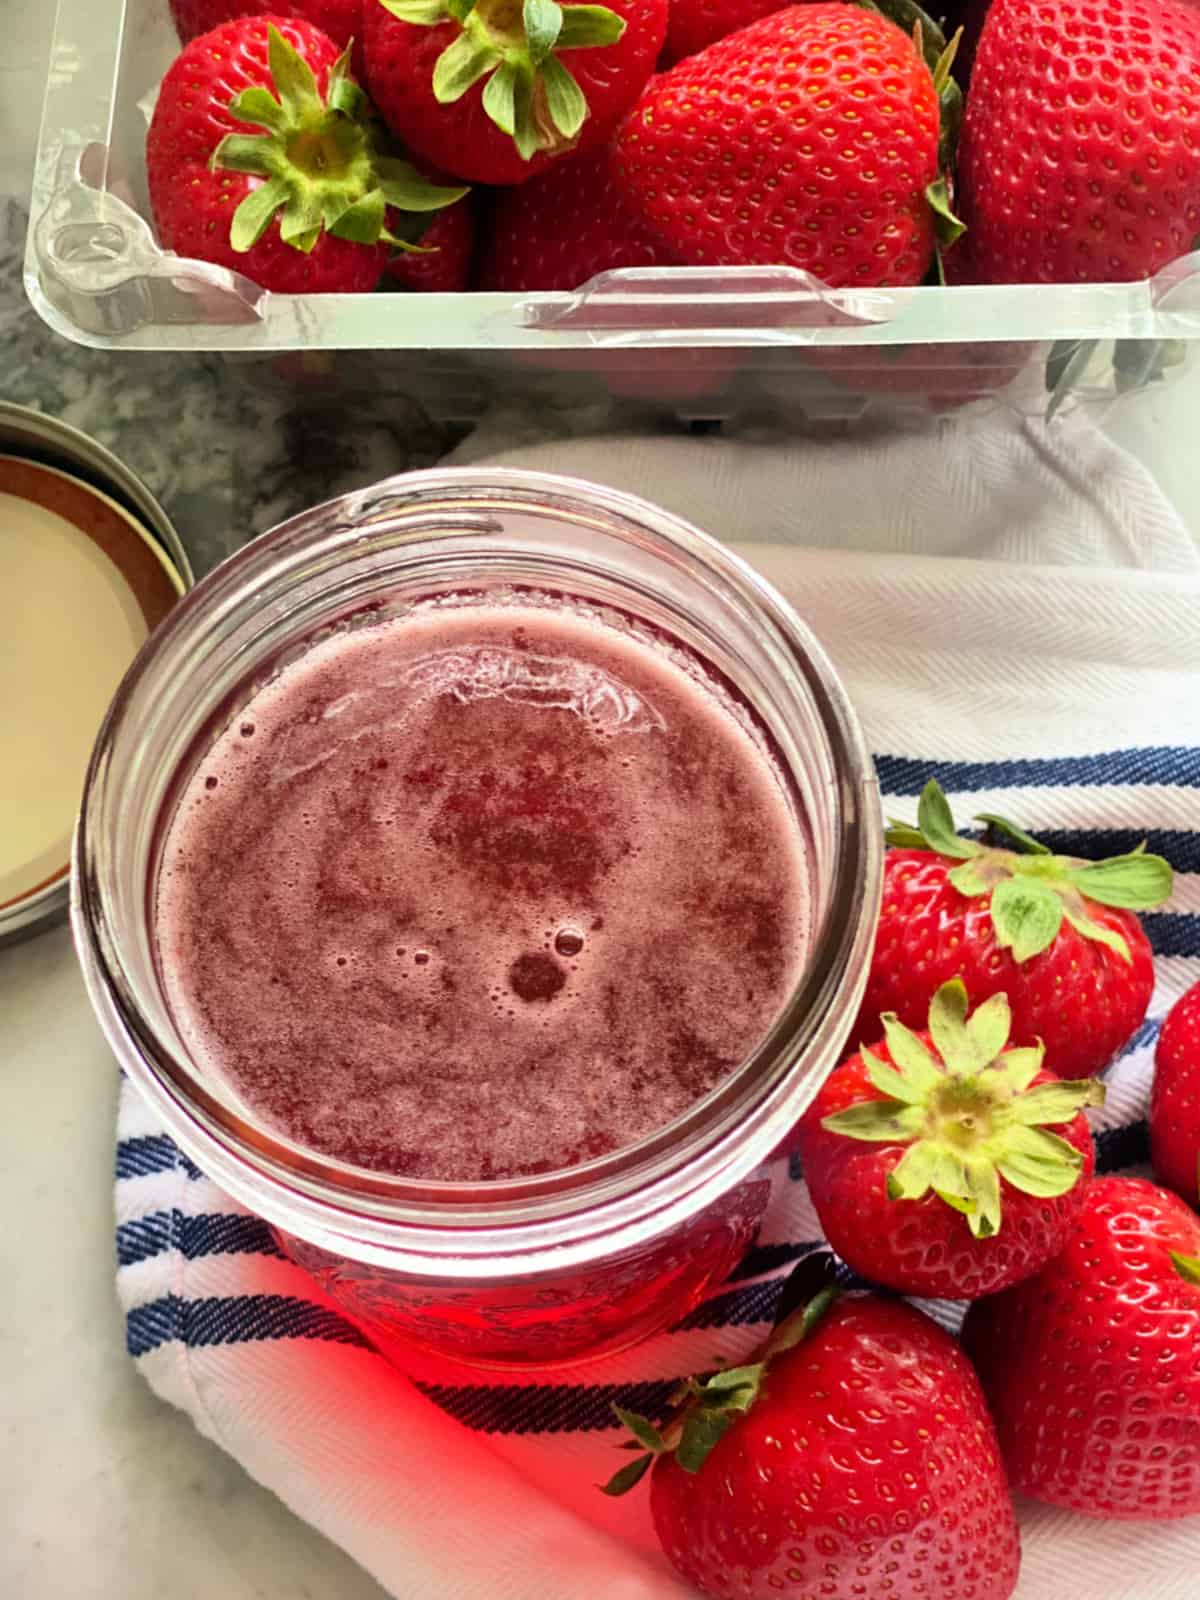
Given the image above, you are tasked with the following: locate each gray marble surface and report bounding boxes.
[1,194,463,577]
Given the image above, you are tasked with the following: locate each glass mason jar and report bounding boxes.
[73,467,882,1369]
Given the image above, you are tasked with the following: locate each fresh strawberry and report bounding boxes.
[856,779,1172,1080]
[1151,981,1200,1206]
[797,979,1101,1298]
[955,0,1200,284]
[662,0,784,63]
[963,1175,1200,1519]
[475,136,741,402]
[808,339,1033,412]
[605,1259,1022,1600]
[476,144,673,290]
[169,0,368,78]
[147,19,466,295]
[614,5,962,287]
[387,189,475,289]
[364,0,667,186]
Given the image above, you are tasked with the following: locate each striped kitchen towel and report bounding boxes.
[116,422,1200,1600]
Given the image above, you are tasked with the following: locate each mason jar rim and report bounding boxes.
[73,467,881,1276]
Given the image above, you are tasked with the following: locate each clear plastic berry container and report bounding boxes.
[26,0,1200,433]
[71,466,881,1367]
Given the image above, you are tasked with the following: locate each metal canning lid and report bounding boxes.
[0,434,189,945]
[0,401,194,589]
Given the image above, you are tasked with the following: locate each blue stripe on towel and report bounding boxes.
[726,1239,825,1282]
[675,1276,786,1331]
[1142,913,1200,959]
[875,748,1200,795]
[1032,828,1200,874]
[116,1136,203,1183]
[1094,1120,1151,1172]
[413,1378,681,1434]
[126,1293,370,1358]
[117,1211,283,1268]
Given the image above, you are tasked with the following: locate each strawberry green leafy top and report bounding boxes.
[825,979,1104,1240]
[378,0,626,160]
[211,25,466,256]
[886,778,1173,964]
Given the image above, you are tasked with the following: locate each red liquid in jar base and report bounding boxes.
[155,599,811,1181]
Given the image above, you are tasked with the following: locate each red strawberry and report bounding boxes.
[856,779,1172,1080]
[797,979,1101,1299]
[1151,981,1200,1206]
[387,190,475,289]
[808,339,1033,412]
[147,19,466,294]
[662,0,784,63]
[476,144,673,290]
[606,1261,1022,1600]
[956,0,1200,284]
[963,1175,1200,1519]
[364,0,667,186]
[170,0,368,79]
[614,5,957,287]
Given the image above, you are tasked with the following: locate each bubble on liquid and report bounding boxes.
[554,927,584,958]
[240,722,256,738]
[414,950,430,965]
[205,776,218,791]
[508,952,566,1002]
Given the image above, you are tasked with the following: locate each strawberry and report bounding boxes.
[363,0,667,186]
[614,5,963,287]
[662,0,784,63]
[963,1175,1200,1519]
[797,979,1101,1299]
[169,0,368,79]
[807,339,1033,412]
[1151,981,1200,1206]
[856,779,1172,1080]
[476,144,674,290]
[147,19,466,295]
[605,1258,1022,1600]
[387,189,476,289]
[955,0,1200,284]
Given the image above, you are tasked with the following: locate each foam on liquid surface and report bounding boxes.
[156,600,811,1181]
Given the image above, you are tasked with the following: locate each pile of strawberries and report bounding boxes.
[603,781,1200,1600]
[150,0,1200,296]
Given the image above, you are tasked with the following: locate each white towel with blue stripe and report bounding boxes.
[117,411,1200,1600]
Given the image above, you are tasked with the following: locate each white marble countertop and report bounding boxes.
[3,2,1199,1597]
[1,925,390,1600]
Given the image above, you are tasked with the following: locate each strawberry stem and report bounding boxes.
[600,1257,841,1495]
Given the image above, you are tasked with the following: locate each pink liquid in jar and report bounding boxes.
[156,598,812,1182]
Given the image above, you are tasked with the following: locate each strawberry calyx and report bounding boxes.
[1172,1251,1200,1286]
[887,778,1173,965]
[601,1255,840,1494]
[210,24,467,256]
[825,979,1104,1240]
[377,0,626,161]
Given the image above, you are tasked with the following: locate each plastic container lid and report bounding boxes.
[0,453,184,944]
